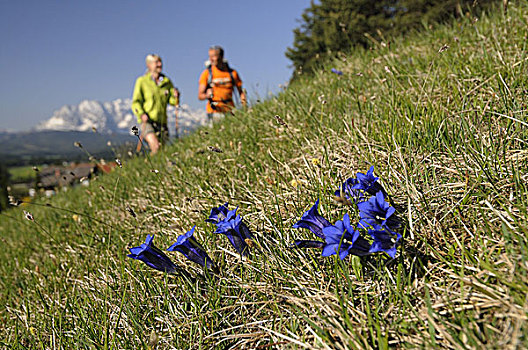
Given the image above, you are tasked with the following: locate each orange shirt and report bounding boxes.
[199,66,242,113]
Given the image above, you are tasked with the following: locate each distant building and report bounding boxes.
[38,163,95,190]
[24,161,118,198]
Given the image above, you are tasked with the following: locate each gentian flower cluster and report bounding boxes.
[127,203,256,276]
[128,228,216,274]
[322,213,372,259]
[334,166,387,204]
[331,68,344,75]
[293,166,402,259]
[207,203,254,256]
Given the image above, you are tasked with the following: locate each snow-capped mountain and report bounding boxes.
[36,98,208,134]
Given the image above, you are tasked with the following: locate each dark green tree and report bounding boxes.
[0,162,10,212]
[286,0,396,76]
[286,0,493,77]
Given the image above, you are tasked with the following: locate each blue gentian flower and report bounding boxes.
[206,202,230,224]
[358,191,400,231]
[215,207,254,256]
[331,68,343,75]
[334,167,386,204]
[128,235,179,273]
[292,199,331,239]
[334,177,365,204]
[322,214,372,259]
[167,226,216,270]
[291,199,332,249]
[368,228,401,258]
[353,166,387,196]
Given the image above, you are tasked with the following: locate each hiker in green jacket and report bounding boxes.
[132,54,179,154]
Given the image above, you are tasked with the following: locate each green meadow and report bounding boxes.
[1,3,527,348]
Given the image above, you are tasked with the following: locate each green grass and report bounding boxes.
[1,3,528,348]
[8,165,36,183]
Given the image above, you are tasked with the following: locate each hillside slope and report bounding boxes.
[1,3,527,348]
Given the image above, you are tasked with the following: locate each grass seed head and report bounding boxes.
[208,146,223,153]
[438,44,450,53]
[9,196,21,206]
[23,210,34,221]
[126,205,136,218]
[274,115,288,128]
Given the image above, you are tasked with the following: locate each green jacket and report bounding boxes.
[132,73,178,124]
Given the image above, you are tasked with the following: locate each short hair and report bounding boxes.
[145,54,161,65]
[209,45,224,58]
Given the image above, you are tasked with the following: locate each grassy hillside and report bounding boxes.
[1,3,527,348]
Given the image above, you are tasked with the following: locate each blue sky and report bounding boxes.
[0,0,312,131]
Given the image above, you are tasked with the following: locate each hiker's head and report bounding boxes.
[145,54,162,74]
[208,46,224,67]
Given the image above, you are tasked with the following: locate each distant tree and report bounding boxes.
[286,0,493,77]
[286,0,393,76]
[0,163,9,212]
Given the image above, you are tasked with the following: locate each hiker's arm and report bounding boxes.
[198,83,212,101]
[170,86,180,106]
[234,71,246,106]
[132,79,148,123]
[240,89,247,106]
[237,84,247,106]
[198,70,212,101]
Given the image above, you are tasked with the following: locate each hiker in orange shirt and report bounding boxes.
[198,46,246,125]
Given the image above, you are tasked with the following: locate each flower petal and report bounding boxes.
[292,199,331,239]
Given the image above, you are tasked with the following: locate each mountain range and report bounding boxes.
[1,98,209,163]
[35,98,208,134]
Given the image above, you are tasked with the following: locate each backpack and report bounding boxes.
[205,60,240,107]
